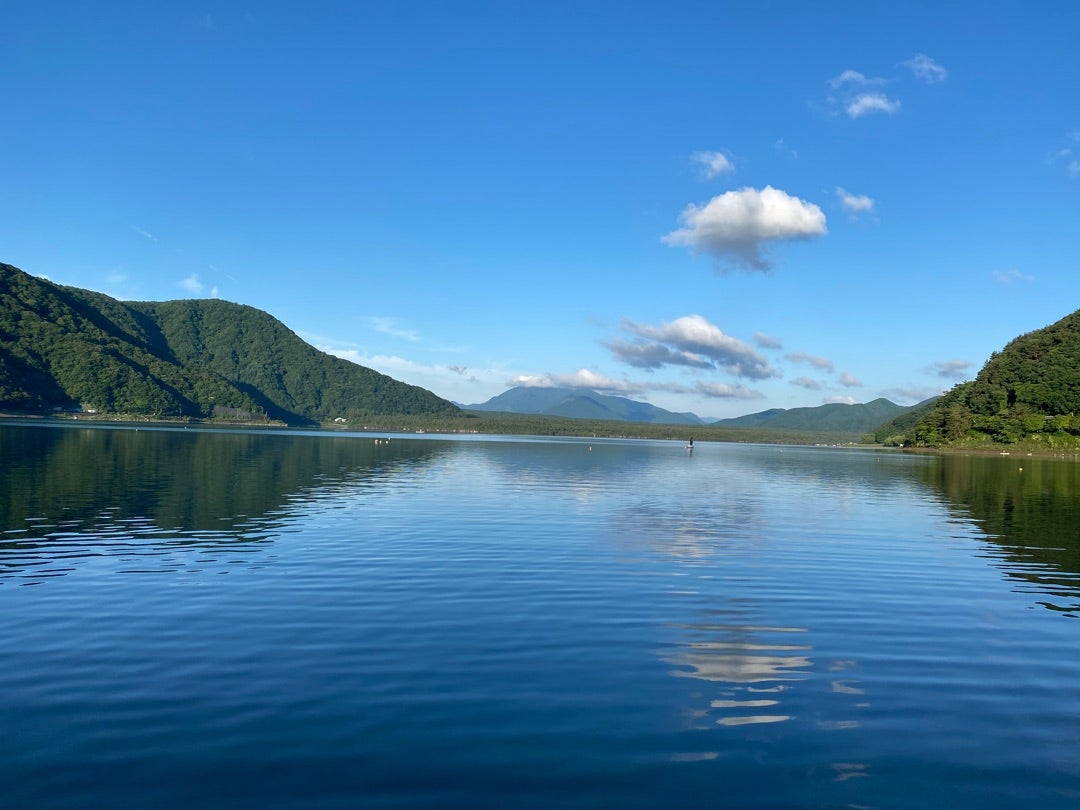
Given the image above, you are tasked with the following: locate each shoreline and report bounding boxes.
[5,409,1080,459]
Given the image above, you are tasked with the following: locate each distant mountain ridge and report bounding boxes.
[711,398,911,433]
[467,387,705,425]
[0,262,460,425]
[469,387,915,432]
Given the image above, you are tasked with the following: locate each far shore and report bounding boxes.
[5,408,1080,459]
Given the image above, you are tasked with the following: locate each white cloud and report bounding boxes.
[692,150,735,179]
[210,286,220,298]
[992,268,1035,284]
[930,359,973,380]
[786,351,835,373]
[903,53,947,84]
[179,274,204,295]
[836,187,875,216]
[839,372,862,387]
[846,93,901,118]
[130,224,156,241]
[829,70,884,89]
[695,381,765,400]
[825,395,858,405]
[510,370,767,402]
[662,186,827,271]
[608,315,779,379]
[754,331,783,350]
[791,376,822,390]
[511,369,646,396]
[367,316,420,342]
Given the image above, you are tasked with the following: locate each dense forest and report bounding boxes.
[0,262,460,425]
[713,397,912,433]
[895,308,1080,448]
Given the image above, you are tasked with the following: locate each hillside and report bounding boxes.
[0,262,460,425]
[870,397,940,444]
[712,398,911,434]
[467,386,704,426]
[903,308,1080,447]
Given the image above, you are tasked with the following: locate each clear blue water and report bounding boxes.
[1,422,1079,808]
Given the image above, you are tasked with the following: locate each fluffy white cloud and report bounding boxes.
[609,315,779,379]
[903,53,947,84]
[930,359,973,380]
[826,70,900,118]
[663,186,827,271]
[692,150,734,179]
[836,187,875,216]
[846,93,901,118]
[512,369,644,395]
[791,376,822,390]
[825,395,858,405]
[786,351,835,373]
[839,372,862,387]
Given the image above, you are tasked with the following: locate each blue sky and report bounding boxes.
[3,1,1079,418]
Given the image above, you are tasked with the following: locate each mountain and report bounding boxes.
[467,387,915,433]
[708,408,787,427]
[869,397,940,444]
[467,387,705,426]
[903,308,1080,447]
[711,398,912,434]
[0,262,460,425]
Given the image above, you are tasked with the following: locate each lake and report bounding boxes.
[1,421,1078,808]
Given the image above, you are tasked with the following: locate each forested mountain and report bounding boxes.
[0,262,460,424]
[467,386,705,425]
[901,308,1080,447]
[712,398,912,433]
[869,397,940,444]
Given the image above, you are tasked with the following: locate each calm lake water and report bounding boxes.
[1,422,1079,808]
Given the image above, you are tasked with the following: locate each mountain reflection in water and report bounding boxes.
[918,453,1080,616]
[0,422,447,583]
[2,426,1080,809]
